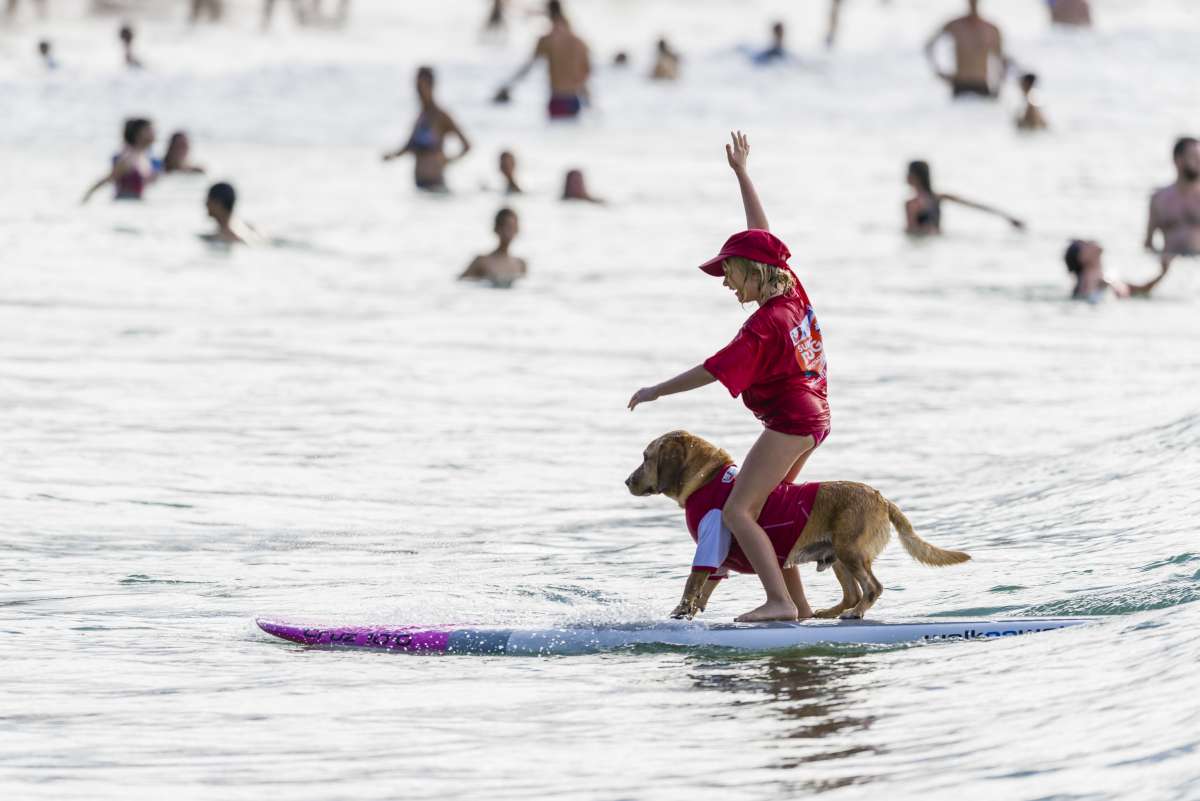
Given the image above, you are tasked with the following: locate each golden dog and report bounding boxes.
[625,430,970,620]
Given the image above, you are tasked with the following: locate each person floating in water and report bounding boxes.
[753,20,789,65]
[1065,240,1170,303]
[628,131,830,622]
[189,0,223,23]
[1047,0,1091,27]
[650,38,680,80]
[6,0,47,20]
[82,118,158,203]
[382,65,471,192]
[562,169,602,203]
[495,0,591,120]
[904,160,1024,235]
[924,0,1011,99]
[498,150,522,194]
[38,39,59,70]
[202,182,260,246]
[261,0,306,30]
[1145,137,1200,257]
[483,0,506,34]
[1016,73,1048,131]
[119,23,143,69]
[460,207,527,288]
[162,131,206,174]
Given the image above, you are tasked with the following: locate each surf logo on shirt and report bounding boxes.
[789,307,826,377]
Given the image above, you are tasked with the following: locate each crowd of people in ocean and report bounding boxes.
[17,0,1194,295]
[7,0,1197,622]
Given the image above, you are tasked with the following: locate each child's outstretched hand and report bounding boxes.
[627,386,659,411]
[725,130,751,174]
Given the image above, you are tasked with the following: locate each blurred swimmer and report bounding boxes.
[1145,137,1200,257]
[1016,73,1048,130]
[924,0,1011,99]
[483,0,505,33]
[382,65,471,192]
[1048,0,1091,27]
[499,150,522,194]
[201,182,261,246]
[82,118,158,203]
[612,51,629,68]
[754,21,788,65]
[6,0,47,20]
[261,0,306,29]
[496,0,591,120]
[650,38,680,80]
[905,160,1024,235]
[562,169,602,203]
[38,39,58,70]
[189,0,223,23]
[119,23,143,69]
[1065,240,1170,302]
[460,208,527,288]
[162,131,206,174]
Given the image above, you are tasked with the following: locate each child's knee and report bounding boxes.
[722,505,749,530]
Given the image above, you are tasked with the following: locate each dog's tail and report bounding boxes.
[886,499,971,567]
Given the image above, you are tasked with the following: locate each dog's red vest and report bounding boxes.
[684,464,820,575]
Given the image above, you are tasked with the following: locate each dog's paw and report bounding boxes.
[838,609,863,620]
[813,607,843,619]
[669,601,699,620]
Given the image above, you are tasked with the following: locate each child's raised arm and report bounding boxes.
[726,130,769,231]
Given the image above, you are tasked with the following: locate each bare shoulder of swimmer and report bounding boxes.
[460,255,489,280]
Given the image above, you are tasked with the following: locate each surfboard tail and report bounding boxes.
[886,500,971,567]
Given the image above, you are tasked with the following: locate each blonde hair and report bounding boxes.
[723,257,795,298]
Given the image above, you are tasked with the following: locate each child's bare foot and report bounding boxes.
[735,601,798,622]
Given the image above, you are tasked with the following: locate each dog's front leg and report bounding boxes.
[670,569,711,619]
[697,574,720,612]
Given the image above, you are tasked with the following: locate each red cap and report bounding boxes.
[698,229,792,276]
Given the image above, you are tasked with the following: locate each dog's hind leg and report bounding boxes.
[814,560,859,619]
[852,560,885,617]
[838,554,881,620]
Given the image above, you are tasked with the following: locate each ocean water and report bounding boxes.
[2,1,1200,799]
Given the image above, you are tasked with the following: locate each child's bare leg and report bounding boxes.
[782,566,814,618]
[723,430,815,622]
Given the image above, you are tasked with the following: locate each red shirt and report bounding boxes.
[684,464,821,576]
[703,287,830,436]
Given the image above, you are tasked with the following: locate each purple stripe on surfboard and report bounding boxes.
[257,619,455,652]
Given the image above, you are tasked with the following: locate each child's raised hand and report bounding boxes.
[725,130,751,174]
[627,386,660,411]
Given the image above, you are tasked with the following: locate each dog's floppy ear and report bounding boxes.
[654,436,688,497]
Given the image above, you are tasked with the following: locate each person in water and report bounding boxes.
[924,0,1011,99]
[562,169,602,203]
[499,150,522,194]
[1065,240,1170,303]
[119,23,143,69]
[162,131,206,174]
[82,118,158,203]
[1047,0,1091,27]
[38,39,59,70]
[483,0,506,33]
[1145,137,1200,257]
[189,0,223,23]
[496,0,591,120]
[650,38,680,80]
[261,0,307,29]
[754,21,789,65]
[905,160,1024,235]
[1016,73,1048,131]
[6,0,47,20]
[460,207,527,288]
[202,182,260,245]
[628,131,830,623]
[382,66,471,192]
